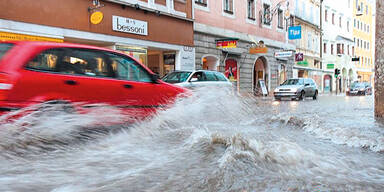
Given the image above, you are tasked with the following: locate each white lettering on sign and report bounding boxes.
[112,15,148,36]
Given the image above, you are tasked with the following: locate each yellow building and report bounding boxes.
[353,0,374,84]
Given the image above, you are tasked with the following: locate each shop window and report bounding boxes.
[223,0,233,14]
[163,53,176,75]
[195,0,207,6]
[247,0,255,20]
[278,9,284,29]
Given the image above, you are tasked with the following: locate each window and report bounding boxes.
[368,42,370,50]
[354,19,356,27]
[263,4,271,25]
[204,71,218,81]
[278,9,284,29]
[26,49,62,72]
[247,0,255,20]
[0,43,13,60]
[357,39,360,47]
[337,44,342,54]
[357,20,360,29]
[108,53,152,82]
[348,45,350,55]
[332,13,335,25]
[331,44,334,55]
[356,0,358,9]
[214,72,228,81]
[347,21,350,32]
[339,16,342,28]
[324,43,327,54]
[368,25,370,32]
[352,46,355,56]
[325,10,328,22]
[195,0,207,6]
[308,33,312,50]
[223,0,233,14]
[366,5,368,15]
[26,48,152,82]
[364,24,366,32]
[361,2,363,12]
[348,0,351,8]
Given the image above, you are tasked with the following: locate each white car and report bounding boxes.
[161,70,233,90]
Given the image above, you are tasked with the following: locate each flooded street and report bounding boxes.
[0,89,383,192]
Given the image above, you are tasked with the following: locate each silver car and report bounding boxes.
[273,78,318,100]
[161,70,233,90]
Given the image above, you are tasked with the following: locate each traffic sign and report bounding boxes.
[288,26,302,40]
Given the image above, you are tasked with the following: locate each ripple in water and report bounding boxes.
[0,87,383,192]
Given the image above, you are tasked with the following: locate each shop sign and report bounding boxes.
[0,31,63,42]
[297,60,308,66]
[216,39,237,48]
[249,46,268,54]
[274,51,292,58]
[327,63,335,69]
[295,53,303,61]
[90,11,103,25]
[288,26,302,40]
[112,15,148,36]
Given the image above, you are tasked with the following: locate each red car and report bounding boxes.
[0,41,188,120]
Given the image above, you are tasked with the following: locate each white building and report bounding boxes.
[322,0,356,93]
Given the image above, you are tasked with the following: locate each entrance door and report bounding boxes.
[253,57,266,94]
[324,75,332,92]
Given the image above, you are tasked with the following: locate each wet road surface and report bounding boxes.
[0,89,383,192]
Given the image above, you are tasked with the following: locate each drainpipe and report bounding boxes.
[320,0,324,93]
[375,0,384,118]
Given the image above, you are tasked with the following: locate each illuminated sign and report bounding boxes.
[0,32,63,42]
[216,39,237,48]
[274,51,292,58]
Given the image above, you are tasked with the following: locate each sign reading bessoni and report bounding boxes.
[112,15,148,36]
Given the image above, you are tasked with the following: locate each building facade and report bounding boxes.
[193,0,296,95]
[0,0,195,77]
[293,0,322,91]
[353,0,375,84]
[322,0,355,93]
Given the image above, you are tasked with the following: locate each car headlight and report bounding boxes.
[359,88,365,91]
[274,88,279,92]
[291,88,298,92]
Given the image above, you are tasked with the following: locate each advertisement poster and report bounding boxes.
[225,59,237,81]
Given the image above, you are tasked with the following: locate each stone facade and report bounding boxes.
[375,0,384,118]
[194,32,294,95]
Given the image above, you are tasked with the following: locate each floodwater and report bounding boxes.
[0,88,383,192]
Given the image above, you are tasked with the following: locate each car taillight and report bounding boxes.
[0,73,12,100]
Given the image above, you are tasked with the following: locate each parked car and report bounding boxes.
[161,70,233,90]
[273,78,318,100]
[0,41,188,119]
[347,82,372,96]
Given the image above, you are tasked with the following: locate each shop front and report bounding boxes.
[0,0,195,77]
